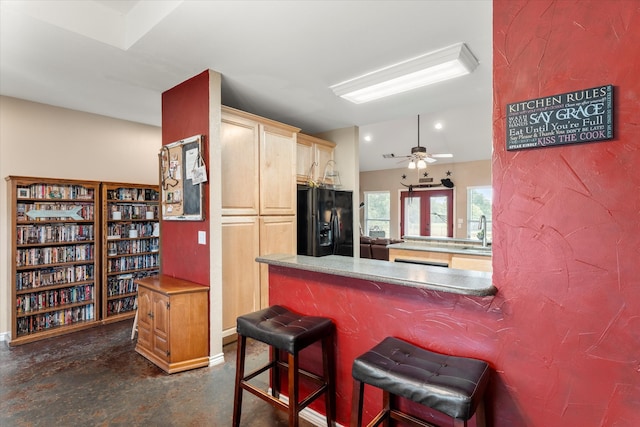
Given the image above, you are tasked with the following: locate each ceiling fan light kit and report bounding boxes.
[383,114,454,169]
[330,42,479,104]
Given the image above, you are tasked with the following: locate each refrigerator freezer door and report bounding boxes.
[334,190,354,257]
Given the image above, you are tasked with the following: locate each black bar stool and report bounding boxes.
[351,336,490,427]
[233,305,336,427]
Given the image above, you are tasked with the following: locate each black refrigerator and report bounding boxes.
[297,185,354,257]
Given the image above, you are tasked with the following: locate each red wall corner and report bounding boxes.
[160,70,211,285]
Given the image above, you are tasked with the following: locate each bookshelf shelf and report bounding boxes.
[101,182,160,323]
[7,176,101,346]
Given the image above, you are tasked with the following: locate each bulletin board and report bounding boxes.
[160,135,206,221]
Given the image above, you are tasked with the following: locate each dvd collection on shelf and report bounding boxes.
[102,183,160,323]
[7,176,161,345]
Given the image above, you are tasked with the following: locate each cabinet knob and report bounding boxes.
[148,312,154,319]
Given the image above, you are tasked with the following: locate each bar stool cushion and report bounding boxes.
[236,305,334,354]
[352,336,490,420]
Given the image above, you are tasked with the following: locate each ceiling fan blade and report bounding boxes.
[425,157,438,163]
[430,153,453,158]
[382,153,411,159]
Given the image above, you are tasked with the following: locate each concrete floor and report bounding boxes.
[0,320,316,427]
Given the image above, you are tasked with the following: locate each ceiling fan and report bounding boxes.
[383,115,453,169]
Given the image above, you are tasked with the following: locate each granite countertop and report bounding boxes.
[389,239,493,257]
[256,254,496,297]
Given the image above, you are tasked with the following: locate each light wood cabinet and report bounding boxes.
[450,254,492,272]
[296,133,336,185]
[221,106,298,216]
[221,112,260,215]
[259,216,296,308]
[221,216,260,332]
[389,248,492,272]
[388,248,451,266]
[260,125,297,215]
[135,275,209,374]
[220,106,299,338]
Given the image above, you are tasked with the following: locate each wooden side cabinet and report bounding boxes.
[135,275,209,374]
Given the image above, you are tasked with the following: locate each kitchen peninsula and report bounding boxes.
[389,236,493,272]
[257,253,496,425]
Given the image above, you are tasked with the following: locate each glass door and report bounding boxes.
[400,189,453,237]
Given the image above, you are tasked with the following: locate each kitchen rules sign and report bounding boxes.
[506,85,613,151]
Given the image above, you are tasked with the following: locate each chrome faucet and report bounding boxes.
[478,215,488,247]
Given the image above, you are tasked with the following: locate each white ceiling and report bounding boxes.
[0,0,493,172]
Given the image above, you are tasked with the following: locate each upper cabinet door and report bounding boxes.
[296,133,336,185]
[296,136,314,183]
[221,112,260,215]
[315,140,335,182]
[259,124,297,215]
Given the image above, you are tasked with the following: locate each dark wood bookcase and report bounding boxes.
[7,176,101,345]
[101,182,160,324]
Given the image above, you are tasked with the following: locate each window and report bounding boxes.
[364,191,390,237]
[467,186,492,241]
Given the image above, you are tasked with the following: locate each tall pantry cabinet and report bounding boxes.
[220,106,298,336]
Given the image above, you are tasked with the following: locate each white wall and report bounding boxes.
[0,96,161,340]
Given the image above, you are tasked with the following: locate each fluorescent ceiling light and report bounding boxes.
[330,43,479,104]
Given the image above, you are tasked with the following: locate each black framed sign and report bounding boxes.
[506,85,613,151]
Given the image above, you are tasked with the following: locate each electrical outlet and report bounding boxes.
[198,231,206,245]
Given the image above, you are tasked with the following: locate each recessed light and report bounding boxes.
[434,122,443,130]
[364,135,372,142]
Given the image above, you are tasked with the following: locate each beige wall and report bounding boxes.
[359,159,491,240]
[0,96,161,339]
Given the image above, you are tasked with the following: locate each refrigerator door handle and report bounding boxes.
[331,208,340,253]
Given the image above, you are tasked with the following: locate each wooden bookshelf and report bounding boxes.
[101,182,160,324]
[7,176,101,345]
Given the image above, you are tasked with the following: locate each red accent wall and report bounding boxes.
[269,2,640,425]
[161,71,210,285]
[492,0,640,424]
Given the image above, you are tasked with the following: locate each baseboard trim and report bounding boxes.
[0,331,11,343]
[208,351,225,367]
[277,393,344,427]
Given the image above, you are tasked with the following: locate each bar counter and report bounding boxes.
[257,254,498,425]
[256,253,496,296]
